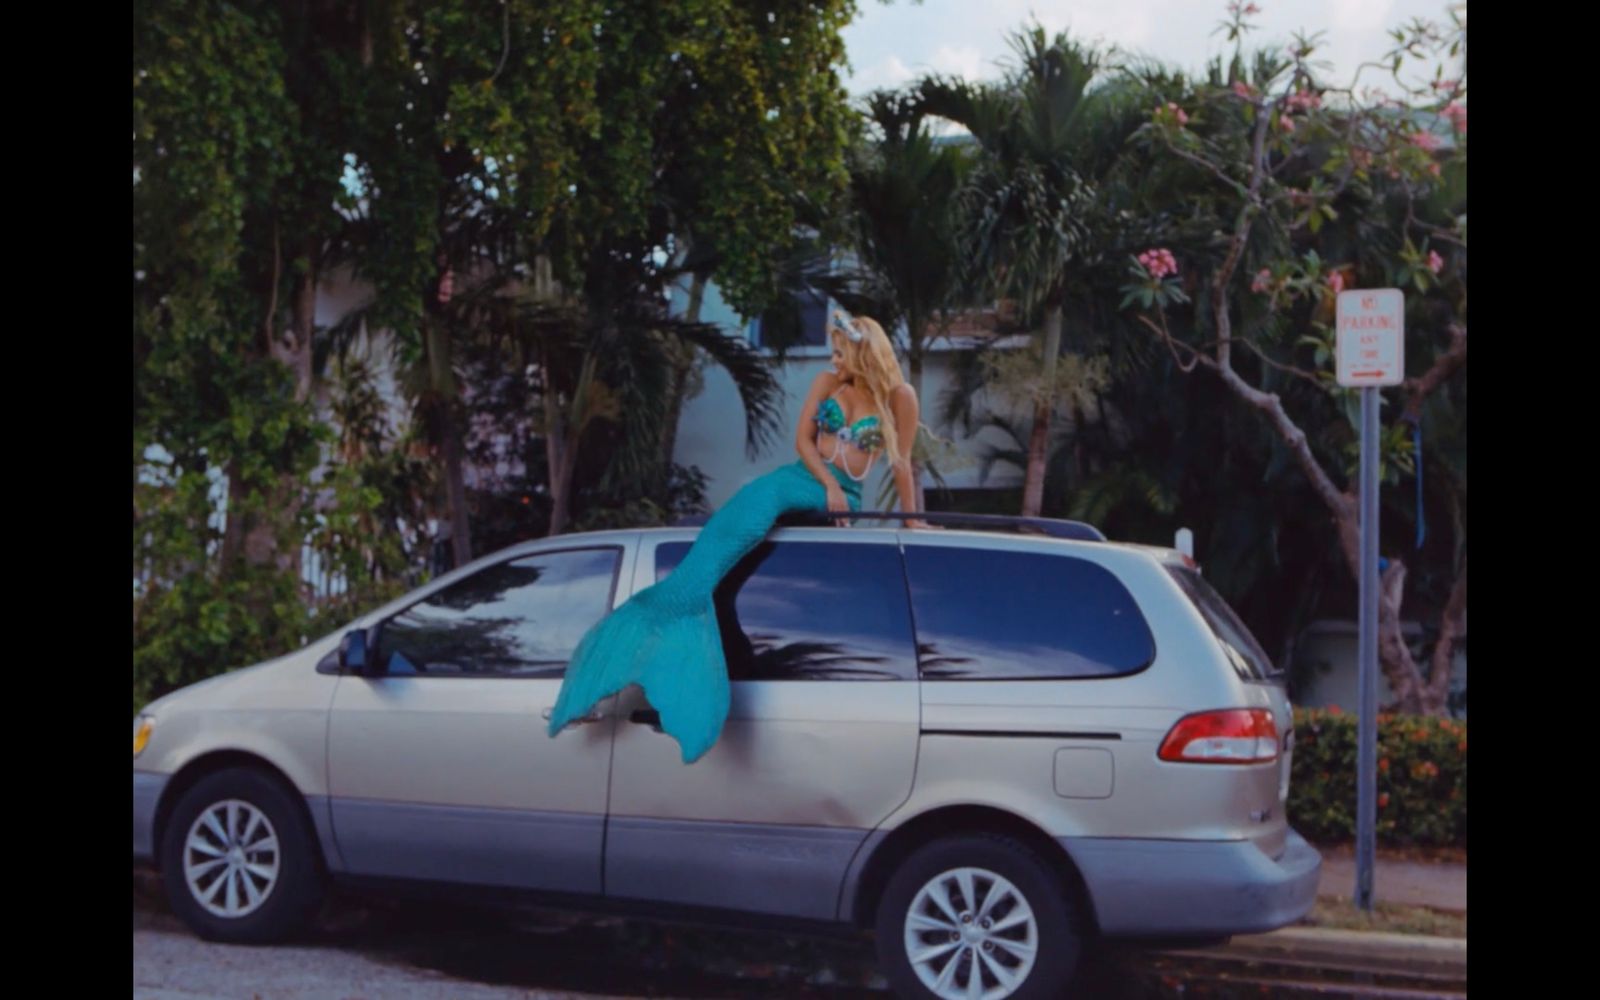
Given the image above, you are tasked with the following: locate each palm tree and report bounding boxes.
[828,89,973,512]
[450,269,784,537]
[920,26,1148,517]
[845,89,972,401]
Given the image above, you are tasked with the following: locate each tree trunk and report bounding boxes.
[659,270,708,482]
[1328,488,1465,716]
[1424,552,1468,714]
[543,336,573,536]
[219,456,246,574]
[1021,304,1063,517]
[424,317,473,567]
[440,402,473,568]
[230,239,317,578]
[547,432,578,536]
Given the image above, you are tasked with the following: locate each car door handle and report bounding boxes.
[630,709,663,732]
[540,706,606,725]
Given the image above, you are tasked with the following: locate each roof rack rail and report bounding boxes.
[671,509,1106,542]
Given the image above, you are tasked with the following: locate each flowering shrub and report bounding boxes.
[1287,707,1467,847]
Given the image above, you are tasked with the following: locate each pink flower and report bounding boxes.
[1244,2,1261,13]
[1443,101,1467,134]
[1285,90,1322,113]
[1427,161,1442,177]
[1409,130,1442,152]
[1431,78,1459,92]
[1232,81,1254,99]
[1279,114,1295,132]
[1326,270,1345,293]
[1138,248,1180,279]
[1426,250,1444,274]
[1171,103,1189,126]
[1251,269,1272,294]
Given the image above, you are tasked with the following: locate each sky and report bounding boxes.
[842,0,1464,99]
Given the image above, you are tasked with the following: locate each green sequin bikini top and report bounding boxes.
[815,394,885,481]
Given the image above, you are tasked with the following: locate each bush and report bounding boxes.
[1288,707,1467,847]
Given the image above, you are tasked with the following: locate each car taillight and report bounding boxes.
[1158,709,1279,764]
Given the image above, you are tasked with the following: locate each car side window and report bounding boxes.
[378,547,620,678]
[904,545,1156,680]
[654,540,916,680]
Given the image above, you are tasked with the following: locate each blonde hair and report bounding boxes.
[832,315,909,469]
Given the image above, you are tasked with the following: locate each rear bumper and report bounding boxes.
[133,771,168,863]
[1062,828,1321,938]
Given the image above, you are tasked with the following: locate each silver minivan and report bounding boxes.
[133,515,1320,1000]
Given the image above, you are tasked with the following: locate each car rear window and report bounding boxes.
[1165,565,1281,680]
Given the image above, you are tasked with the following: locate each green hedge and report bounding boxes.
[1287,707,1467,847]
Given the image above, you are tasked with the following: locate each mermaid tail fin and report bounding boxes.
[546,583,729,764]
[547,460,859,764]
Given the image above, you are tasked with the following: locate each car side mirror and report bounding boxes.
[339,629,370,674]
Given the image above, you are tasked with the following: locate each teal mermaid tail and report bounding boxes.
[545,577,730,763]
[546,460,863,763]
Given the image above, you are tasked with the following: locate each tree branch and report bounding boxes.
[1236,336,1328,388]
[1413,220,1467,248]
[1401,322,1467,421]
[1135,312,1213,374]
[1161,140,1248,196]
[1213,359,1352,518]
[488,2,512,84]
[1212,104,1275,373]
[262,217,280,356]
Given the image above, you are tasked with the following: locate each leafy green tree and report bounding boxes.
[133,0,329,709]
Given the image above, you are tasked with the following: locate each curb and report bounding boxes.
[1167,926,1466,979]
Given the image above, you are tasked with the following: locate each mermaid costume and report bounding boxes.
[546,392,885,763]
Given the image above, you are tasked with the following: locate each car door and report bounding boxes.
[327,541,632,894]
[603,529,920,920]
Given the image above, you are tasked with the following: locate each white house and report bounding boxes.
[664,273,1027,509]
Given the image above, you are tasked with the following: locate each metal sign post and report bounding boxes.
[1355,385,1379,911]
[1336,289,1404,914]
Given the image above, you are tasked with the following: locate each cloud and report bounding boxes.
[849,53,916,93]
[928,44,985,81]
[1328,0,1398,31]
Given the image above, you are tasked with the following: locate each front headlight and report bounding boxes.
[133,715,153,757]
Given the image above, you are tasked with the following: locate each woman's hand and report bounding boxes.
[825,482,852,526]
[904,518,942,530]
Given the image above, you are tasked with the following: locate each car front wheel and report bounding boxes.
[159,767,324,943]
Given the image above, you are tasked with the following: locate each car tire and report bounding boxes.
[875,833,1084,1000]
[159,767,325,943]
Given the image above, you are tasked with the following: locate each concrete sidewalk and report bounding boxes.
[1167,844,1471,981]
[1315,845,1466,912]
[1190,926,1467,980]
